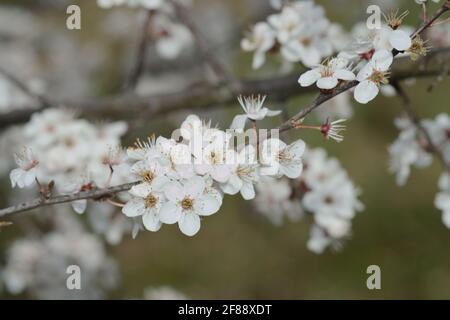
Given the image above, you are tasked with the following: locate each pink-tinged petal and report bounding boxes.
[122,199,146,217]
[194,195,220,216]
[334,69,356,81]
[159,202,181,224]
[298,69,321,87]
[354,80,379,104]
[142,212,162,232]
[178,212,201,236]
[317,76,339,90]
[389,30,412,51]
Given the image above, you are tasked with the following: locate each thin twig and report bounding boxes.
[0,182,139,218]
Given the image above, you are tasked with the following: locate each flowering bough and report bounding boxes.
[0,2,449,298]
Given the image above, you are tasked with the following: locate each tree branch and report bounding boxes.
[1,47,449,130]
[0,182,139,218]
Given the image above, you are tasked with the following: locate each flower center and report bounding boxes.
[324,195,334,204]
[141,170,154,182]
[368,70,390,85]
[181,197,194,211]
[144,194,158,208]
[277,150,291,162]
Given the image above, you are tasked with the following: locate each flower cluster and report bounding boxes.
[97,0,193,60]
[0,215,118,299]
[254,147,363,254]
[247,1,432,105]
[122,105,306,236]
[241,1,344,69]
[8,109,135,243]
[389,114,450,231]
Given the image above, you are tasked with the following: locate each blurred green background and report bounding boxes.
[1,0,450,299]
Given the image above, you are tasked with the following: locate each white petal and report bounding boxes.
[389,30,412,51]
[194,195,220,216]
[183,176,205,198]
[72,200,87,214]
[142,212,162,232]
[334,69,356,81]
[122,199,146,217]
[252,51,266,69]
[230,114,248,130]
[317,77,339,90]
[9,168,24,188]
[281,162,303,179]
[164,181,184,203]
[240,182,255,200]
[159,202,181,224]
[372,50,393,72]
[178,213,201,236]
[265,109,282,117]
[288,139,306,158]
[354,80,379,104]
[129,183,152,198]
[298,69,321,87]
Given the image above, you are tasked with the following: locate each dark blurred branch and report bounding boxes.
[169,0,237,90]
[124,10,155,90]
[1,47,450,130]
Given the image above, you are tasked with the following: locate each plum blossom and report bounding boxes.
[122,182,166,232]
[260,138,305,178]
[10,147,39,189]
[241,22,276,70]
[435,172,450,228]
[230,95,281,130]
[221,146,260,200]
[298,57,355,90]
[159,176,221,236]
[354,49,393,104]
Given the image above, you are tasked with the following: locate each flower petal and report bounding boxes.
[389,30,412,51]
[142,212,162,232]
[194,195,221,216]
[159,202,181,224]
[354,80,379,104]
[317,76,339,90]
[298,69,321,87]
[122,198,146,217]
[178,212,201,236]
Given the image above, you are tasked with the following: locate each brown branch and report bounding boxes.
[0,182,139,218]
[124,10,155,91]
[1,47,449,131]
[169,0,236,90]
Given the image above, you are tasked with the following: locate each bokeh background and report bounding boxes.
[1,0,450,299]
